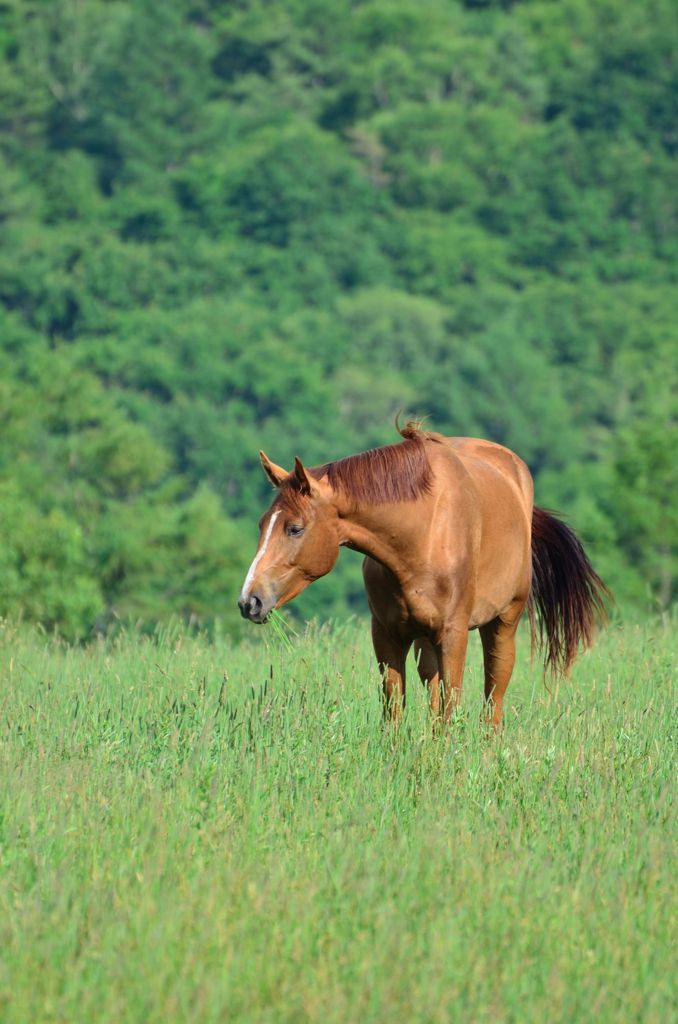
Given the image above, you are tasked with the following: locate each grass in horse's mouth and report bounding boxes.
[267,609,299,651]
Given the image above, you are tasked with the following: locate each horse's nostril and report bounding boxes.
[238,593,264,620]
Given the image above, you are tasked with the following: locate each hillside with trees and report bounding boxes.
[1,0,676,636]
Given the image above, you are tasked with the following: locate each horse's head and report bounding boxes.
[238,452,341,623]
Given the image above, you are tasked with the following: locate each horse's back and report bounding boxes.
[439,436,533,509]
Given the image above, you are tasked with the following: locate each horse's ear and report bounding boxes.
[259,451,287,488]
[293,456,318,497]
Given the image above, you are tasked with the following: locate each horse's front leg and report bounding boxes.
[371,617,408,723]
[414,638,441,720]
[437,618,470,723]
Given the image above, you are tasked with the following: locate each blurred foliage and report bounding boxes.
[0,0,676,636]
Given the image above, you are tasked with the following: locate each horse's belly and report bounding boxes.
[469,588,518,628]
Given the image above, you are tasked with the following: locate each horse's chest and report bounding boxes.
[363,558,450,636]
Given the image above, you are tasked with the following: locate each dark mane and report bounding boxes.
[280,429,434,508]
[317,438,433,504]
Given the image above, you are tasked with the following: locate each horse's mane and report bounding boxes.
[281,424,437,507]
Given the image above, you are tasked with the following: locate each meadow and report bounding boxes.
[0,615,674,1023]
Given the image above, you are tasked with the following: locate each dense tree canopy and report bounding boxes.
[1,0,676,636]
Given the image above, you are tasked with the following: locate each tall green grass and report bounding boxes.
[0,616,675,1022]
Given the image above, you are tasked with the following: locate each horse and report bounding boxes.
[238,423,608,727]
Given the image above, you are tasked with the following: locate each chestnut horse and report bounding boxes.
[238,424,607,726]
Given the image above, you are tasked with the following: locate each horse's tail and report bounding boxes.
[529,506,609,676]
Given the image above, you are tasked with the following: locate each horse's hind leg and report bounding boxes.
[479,601,525,729]
[414,638,441,719]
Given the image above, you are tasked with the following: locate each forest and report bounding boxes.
[0,0,676,637]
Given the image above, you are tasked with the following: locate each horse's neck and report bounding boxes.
[337,501,422,576]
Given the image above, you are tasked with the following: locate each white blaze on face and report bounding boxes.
[240,511,280,601]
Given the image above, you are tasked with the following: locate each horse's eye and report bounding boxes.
[287,523,305,538]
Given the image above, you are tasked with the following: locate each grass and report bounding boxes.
[0,615,675,1023]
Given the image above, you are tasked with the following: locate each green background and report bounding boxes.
[1,0,676,637]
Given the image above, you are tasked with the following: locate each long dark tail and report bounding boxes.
[529,506,609,676]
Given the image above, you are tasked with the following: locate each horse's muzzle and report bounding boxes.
[238,592,267,623]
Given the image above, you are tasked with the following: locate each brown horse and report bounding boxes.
[238,424,607,727]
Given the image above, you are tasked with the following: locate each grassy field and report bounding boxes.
[0,615,675,1023]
